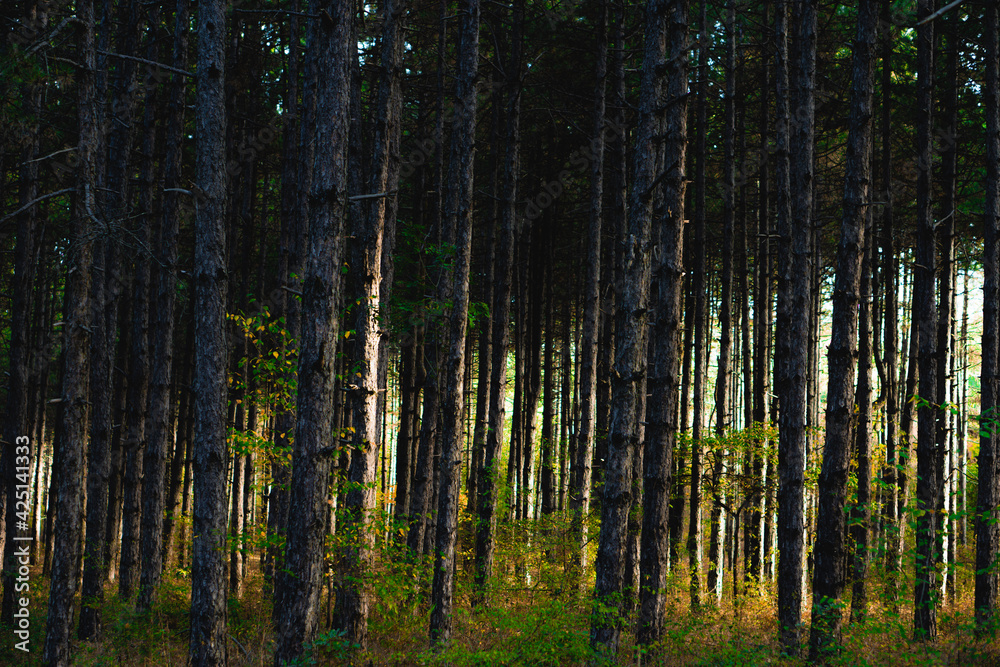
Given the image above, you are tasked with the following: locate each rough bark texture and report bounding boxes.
[880,0,901,607]
[808,2,875,656]
[637,0,688,645]
[709,0,736,603]
[571,0,607,577]
[271,0,350,662]
[137,0,189,613]
[429,0,479,642]
[590,0,664,654]
[188,0,229,663]
[474,0,521,603]
[687,0,709,610]
[774,0,814,654]
[1,0,45,629]
[913,0,938,641]
[977,0,1000,636]
[42,2,95,662]
[342,0,405,646]
[851,214,875,624]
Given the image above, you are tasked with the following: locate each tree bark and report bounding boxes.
[977,0,1000,637]
[688,0,709,610]
[637,0,688,644]
[913,0,939,641]
[474,0,521,603]
[342,0,405,646]
[590,0,664,653]
[808,0,875,656]
[42,1,96,662]
[271,0,350,661]
[775,0,814,654]
[429,0,479,641]
[187,0,229,663]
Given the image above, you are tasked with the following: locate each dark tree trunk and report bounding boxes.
[429,0,480,641]
[590,0,664,652]
[688,0,709,610]
[913,0,938,641]
[187,0,230,663]
[808,0,875,656]
[851,207,876,625]
[42,1,96,662]
[138,0,189,612]
[935,5,959,605]
[977,0,1000,636]
[1,0,45,629]
[748,0,771,587]
[271,0,350,661]
[637,0,688,644]
[775,0,815,654]
[474,0,521,603]
[342,0,405,646]
[709,0,737,603]
[571,0,607,579]
[880,0,901,607]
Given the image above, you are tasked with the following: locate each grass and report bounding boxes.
[1,517,998,666]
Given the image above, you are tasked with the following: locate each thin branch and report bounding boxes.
[915,0,965,25]
[19,147,76,167]
[348,191,393,201]
[233,8,320,18]
[96,49,193,77]
[0,188,74,226]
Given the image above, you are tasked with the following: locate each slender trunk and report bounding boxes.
[851,211,875,625]
[138,0,188,611]
[880,0,901,607]
[808,0,875,656]
[474,0,521,603]
[637,0,688,643]
[913,0,938,641]
[977,0,1000,636]
[775,0,814,654]
[709,0,736,603]
[1,0,46,628]
[428,0,479,640]
[590,0,664,652]
[687,0,709,610]
[42,2,96,662]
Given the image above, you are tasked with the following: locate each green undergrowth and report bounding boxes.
[2,511,999,666]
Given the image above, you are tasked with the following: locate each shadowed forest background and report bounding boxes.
[2,0,1000,664]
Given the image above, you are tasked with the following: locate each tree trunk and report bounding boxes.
[775,0,815,654]
[271,0,351,660]
[687,0,709,610]
[880,0,901,608]
[474,0,521,603]
[977,0,1000,637]
[341,0,405,646]
[137,0,188,612]
[187,0,230,663]
[851,208,875,625]
[42,1,96,661]
[637,0,688,644]
[590,0,664,652]
[1,0,45,629]
[807,0,875,656]
[913,0,938,641]
[709,0,736,603]
[429,0,480,641]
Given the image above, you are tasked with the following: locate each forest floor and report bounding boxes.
[2,530,999,666]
